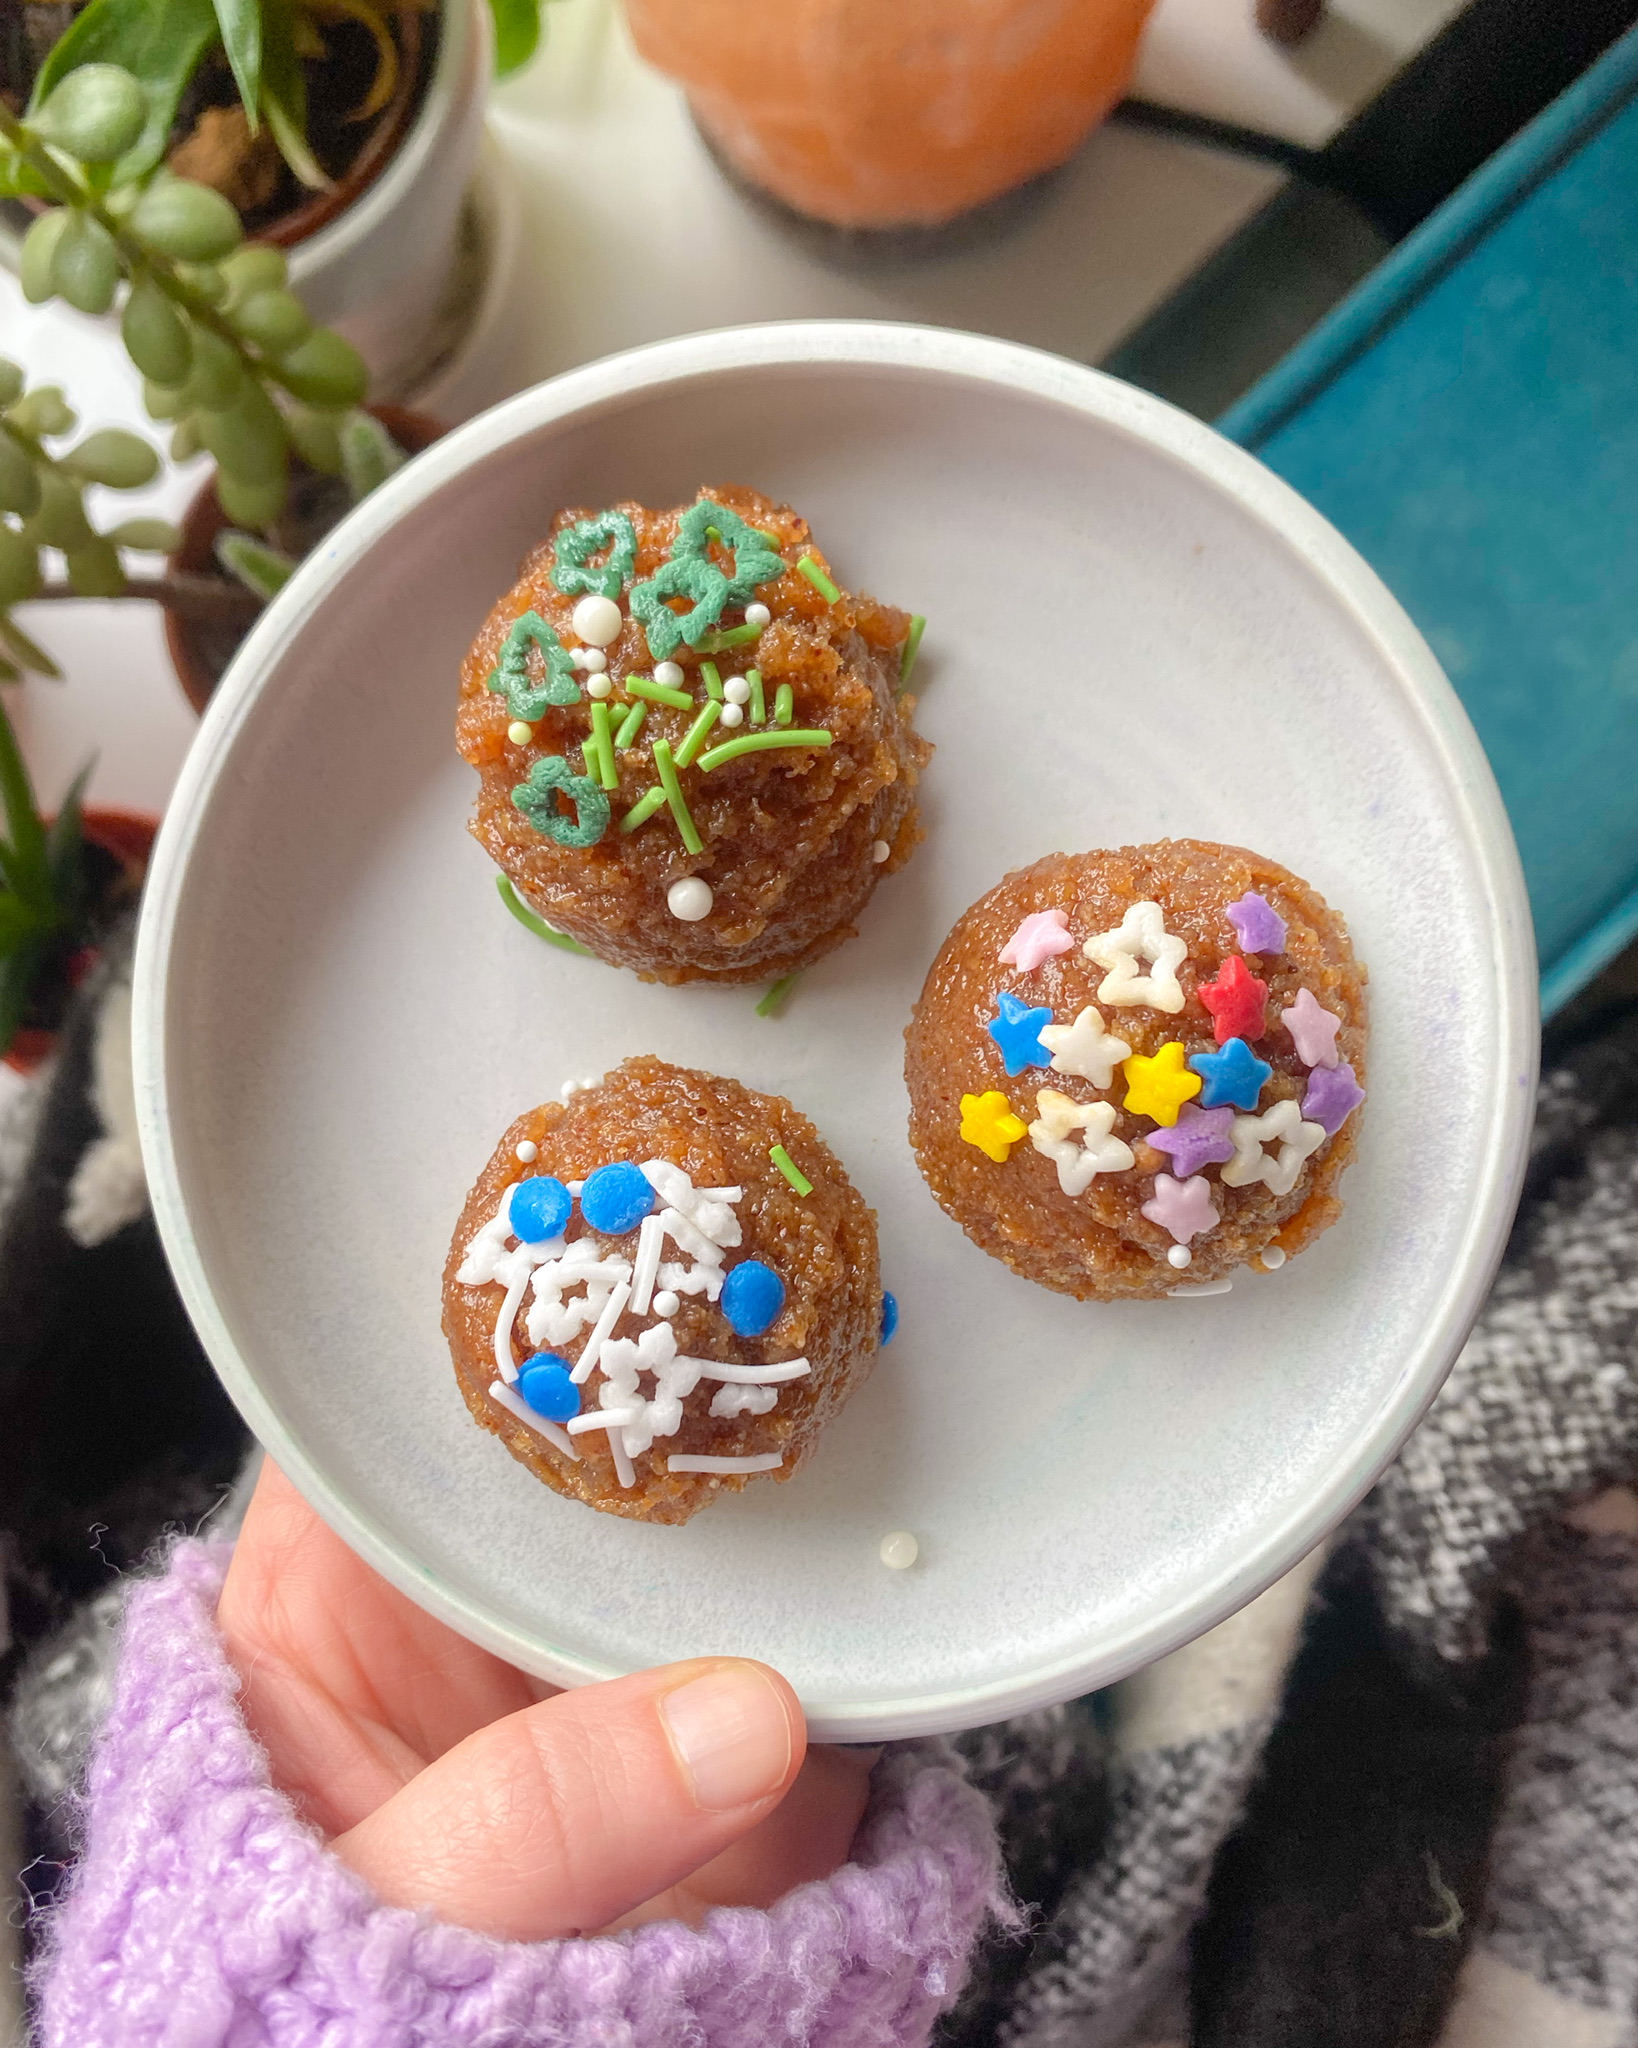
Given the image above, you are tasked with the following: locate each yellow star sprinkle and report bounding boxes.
[960,1090,1029,1163]
[1121,1042,1202,1127]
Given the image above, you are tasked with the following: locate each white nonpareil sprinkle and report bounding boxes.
[654,660,685,687]
[718,702,744,728]
[652,1289,680,1318]
[514,1140,538,1163]
[1260,1245,1288,1270]
[668,1452,784,1474]
[587,674,613,700]
[507,720,533,745]
[745,603,771,628]
[1167,1245,1192,1270]
[572,594,623,646]
[872,840,890,863]
[879,1531,919,1570]
[667,876,714,922]
[723,675,751,705]
[488,1379,579,1461]
[581,647,608,672]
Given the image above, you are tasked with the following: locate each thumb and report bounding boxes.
[333,1657,805,1941]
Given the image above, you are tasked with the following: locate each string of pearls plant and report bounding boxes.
[0,62,374,681]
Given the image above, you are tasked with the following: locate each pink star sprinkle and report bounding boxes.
[999,907,1075,972]
[1281,986,1343,1068]
[1141,1172,1221,1245]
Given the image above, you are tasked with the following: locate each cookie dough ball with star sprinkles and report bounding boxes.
[442,1056,888,1523]
[904,841,1367,1300]
[456,485,931,984]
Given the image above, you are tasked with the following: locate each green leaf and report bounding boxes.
[211,0,263,132]
[489,0,543,77]
[45,759,91,919]
[61,428,161,490]
[30,0,223,186]
[0,936,50,1054]
[0,529,43,609]
[31,64,148,163]
[0,612,62,679]
[23,472,94,553]
[215,529,296,600]
[0,364,23,409]
[130,177,244,263]
[123,278,195,386]
[106,517,182,552]
[272,330,367,409]
[6,385,76,439]
[219,245,288,305]
[65,539,128,597]
[0,894,53,953]
[0,695,50,905]
[260,0,330,191]
[19,209,73,306]
[215,466,287,530]
[339,410,403,505]
[51,212,121,316]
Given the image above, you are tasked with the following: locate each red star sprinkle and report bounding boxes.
[1197,954,1268,1044]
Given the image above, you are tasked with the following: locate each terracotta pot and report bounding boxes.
[164,405,445,716]
[3,806,160,1076]
[624,0,1159,231]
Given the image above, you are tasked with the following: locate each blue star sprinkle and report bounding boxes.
[987,990,1054,1077]
[1187,1036,1273,1111]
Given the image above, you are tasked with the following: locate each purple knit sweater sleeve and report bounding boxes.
[33,1540,1010,2047]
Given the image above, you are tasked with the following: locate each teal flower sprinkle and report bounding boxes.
[551,511,637,601]
[486,611,581,720]
[671,499,785,603]
[630,555,731,661]
[511,755,611,847]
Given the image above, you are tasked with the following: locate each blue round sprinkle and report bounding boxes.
[510,1174,571,1244]
[580,1160,656,1235]
[880,1290,899,1346]
[516,1354,580,1422]
[721,1259,786,1338]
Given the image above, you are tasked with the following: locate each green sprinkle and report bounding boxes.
[755,972,803,1018]
[615,700,647,749]
[626,673,694,710]
[701,661,724,701]
[746,668,766,723]
[899,614,927,686]
[797,555,841,604]
[675,698,722,769]
[653,738,703,855]
[773,683,795,727]
[495,874,594,955]
[769,1144,812,1196]
[698,729,833,773]
[586,701,619,789]
[695,622,762,652]
[622,786,666,832]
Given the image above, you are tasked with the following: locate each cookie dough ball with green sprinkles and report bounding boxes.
[456,485,932,984]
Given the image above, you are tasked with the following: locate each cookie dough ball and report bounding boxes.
[443,1057,886,1522]
[457,485,931,984]
[905,841,1367,1300]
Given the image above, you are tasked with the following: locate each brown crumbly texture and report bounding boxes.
[456,486,932,984]
[441,1057,882,1523]
[905,841,1368,1300]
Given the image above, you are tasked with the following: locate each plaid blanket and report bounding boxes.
[5,930,1637,2047]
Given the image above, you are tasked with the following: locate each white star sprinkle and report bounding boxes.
[1220,1098,1327,1197]
[1081,900,1188,1013]
[1028,1089,1137,1196]
[1039,1003,1133,1088]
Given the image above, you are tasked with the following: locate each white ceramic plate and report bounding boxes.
[134,323,1536,1739]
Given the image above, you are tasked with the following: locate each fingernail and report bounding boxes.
[660,1664,793,1812]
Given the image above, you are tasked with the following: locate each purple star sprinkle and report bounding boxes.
[1146,1103,1237,1177]
[1302,1061,1365,1136]
[1226,891,1287,955]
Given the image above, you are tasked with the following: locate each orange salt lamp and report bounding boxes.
[624,0,1160,232]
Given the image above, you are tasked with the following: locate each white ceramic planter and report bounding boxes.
[287,0,492,395]
[1,0,491,397]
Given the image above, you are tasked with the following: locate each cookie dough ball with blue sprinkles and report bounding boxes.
[456,484,932,985]
[442,1055,887,1523]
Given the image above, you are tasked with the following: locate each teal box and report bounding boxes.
[1221,28,1638,1014]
